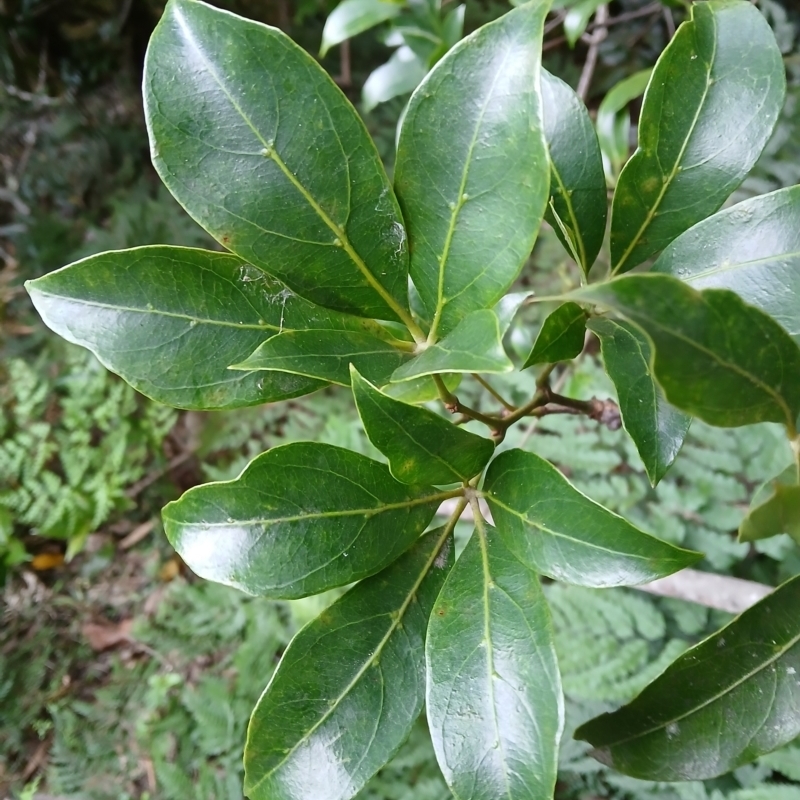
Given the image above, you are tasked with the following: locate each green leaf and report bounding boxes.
[390,310,513,382]
[522,302,587,369]
[564,0,603,47]
[363,47,427,112]
[394,1,550,338]
[244,526,454,800]
[610,0,785,273]
[145,0,411,323]
[739,465,800,544]
[541,70,607,274]
[426,524,563,800]
[320,0,402,56]
[162,442,447,598]
[483,448,700,587]
[577,275,800,430]
[652,185,800,345]
[596,69,651,183]
[351,367,494,485]
[575,574,800,780]
[230,329,409,387]
[588,317,691,486]
[23,246,388,409]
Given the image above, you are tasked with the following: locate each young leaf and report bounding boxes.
[363,47,427,112]
[23,246,388,409]
[596,69,651,183]
[588,317,690,486]
[522,301,588,369]
[541,70,607,274]
[230,329,409,387]
[610,0,785,273]
[351,367,494,485]
[390,309,513,382]
[652,185,800,345]
[739,465,800,544]
[483,448,700,586]
[577,275,800,431]
[244,527,454,800]
[320,0,402,57]
[426,524,563,800]
[575,574,800,780]
[394,1,550,338]
[162,442,447,598]
[145,0,412,323]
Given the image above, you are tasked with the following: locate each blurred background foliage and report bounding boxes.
[1,0,800,797]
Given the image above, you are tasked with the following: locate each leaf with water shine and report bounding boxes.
[426,524,563,800]
[541,70,607,274]
[610,0,785,273]
[576,574,800,780]
[145,0,410,322]
[652,185,800,345]
[24,246,383,410]
[162,442,445,599]
[523,302,587,369]
[391,310,513,382]
[577,275,800,431]
[320,0,401,56]
[244,527,454,800]
[588,317,690,486]
[483,448,700,587]
[394,1,550,337]
[363,47,427,112]
[231,329,409,387]
[351,367,493,485]
[739,465,800,544]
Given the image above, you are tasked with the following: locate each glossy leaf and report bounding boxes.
[363,47,427,112]
[577,275,800,431]
[162,442,446,599]
[231,330,409,387]
[576,574,800,780]
[22,246,390,409]
[522,302,587,369]
[610,0,785,273]
[564,0,603,47]
[390,310,513,382]
[596,69,651,183]
[382,373,461,404]
[320,0,401,56]
[426,524,563,800]
[483,448,700,587]
[541,70,607,274]
[652,185,800,345]
[245,527,454,800]
[739,465,800,544]
[394,1,550,337]
[588,317,690,486]
[145,0,411,322]
[351,367,494,485]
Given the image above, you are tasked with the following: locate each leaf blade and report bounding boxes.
[351,366,494,485]
[426,524,563,800]
[588,317,691,486]
[162,442,445,598]
[245,527,454,800]
[394,1,550,337]
[541,70,607,274]
[652,185,800,345]
[739,465,800,544]
[320,0,402,56]
[483,448,700,587]
[610,0,785,272]
[145,0,410,321]
[576,574,800,780]
[577,274,800,430]
[523,301,588,369]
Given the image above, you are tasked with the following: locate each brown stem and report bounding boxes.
[432,375,504,434]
